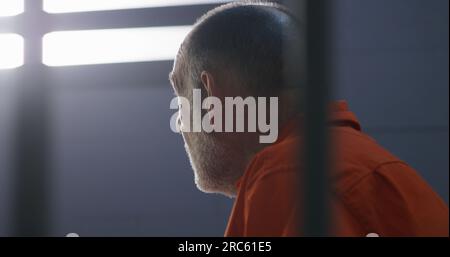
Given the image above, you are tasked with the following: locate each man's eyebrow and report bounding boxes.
[168,71,175,84]
[168,71,179,96]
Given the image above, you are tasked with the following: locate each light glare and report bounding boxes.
[0,0,24,17]
[0,33,24,69]
[42,26,192,66]
[43,0,231,13]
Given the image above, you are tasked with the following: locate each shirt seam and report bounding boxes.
[340,160,408,197]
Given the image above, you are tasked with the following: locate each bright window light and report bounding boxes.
[43,0,231,13]
[0,33,24,69]
[0,0,24,17]
[42,26,192,66]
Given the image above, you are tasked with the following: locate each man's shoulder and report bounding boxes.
[238,126,449,236]
[245,126,415,193]
[331,126,407,192]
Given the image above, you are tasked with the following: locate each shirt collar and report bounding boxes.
[277,100,361,142]
[234,100,360,190]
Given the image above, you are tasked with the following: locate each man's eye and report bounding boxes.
[176,115,182,133]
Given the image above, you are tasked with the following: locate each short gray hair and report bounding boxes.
[170,1,304,97]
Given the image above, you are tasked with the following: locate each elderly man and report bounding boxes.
[168,1,448,236]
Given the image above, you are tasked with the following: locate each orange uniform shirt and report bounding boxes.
[225,101,449,237]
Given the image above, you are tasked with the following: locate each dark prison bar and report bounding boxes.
[11,0,52,236]
[302,0,332,236]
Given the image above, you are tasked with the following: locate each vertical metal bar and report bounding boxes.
[302,0,332,236]
[11,0,52,236]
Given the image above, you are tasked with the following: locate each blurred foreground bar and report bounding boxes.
[11,0,52,236]
[303,0,332,236]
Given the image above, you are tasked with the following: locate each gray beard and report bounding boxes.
[182,132,245,198]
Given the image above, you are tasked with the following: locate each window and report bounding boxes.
[0,0,230,68]
[0,0,24,17]
[0,33,24,69]
[43,0,231,13]
[42,26,192,66]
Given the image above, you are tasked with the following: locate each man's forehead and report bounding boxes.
[170,51,188,83]
[168,65,185,97]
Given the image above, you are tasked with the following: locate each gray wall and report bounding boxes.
[333,0,449,202]
[0,0,448,236]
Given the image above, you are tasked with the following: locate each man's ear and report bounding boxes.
[200,71,216,98]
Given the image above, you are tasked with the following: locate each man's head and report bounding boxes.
[169,1,303,197]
